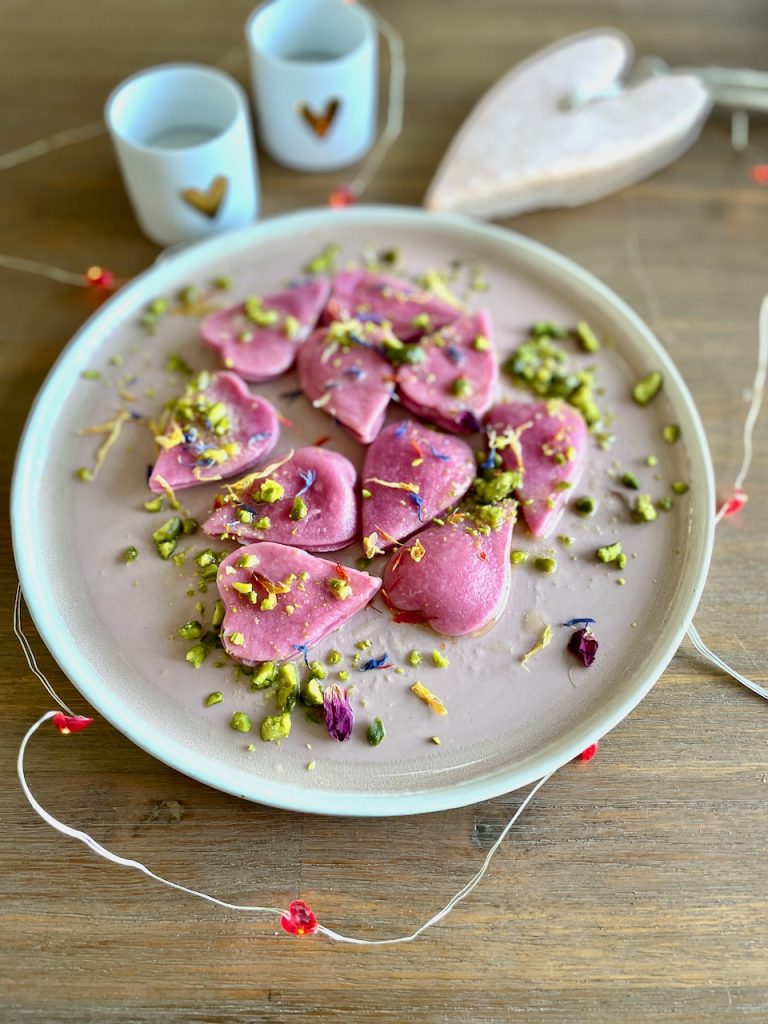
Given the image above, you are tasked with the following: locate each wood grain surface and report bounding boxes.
[2,2,767,1021]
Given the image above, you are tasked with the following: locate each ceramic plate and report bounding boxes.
[12,206,714,815]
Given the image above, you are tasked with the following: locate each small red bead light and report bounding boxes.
[750,164,768,185]
[720,486,748,519]
[85,265,115,289]
[328,185,357,209]
[52,712,93,735]
[280,899,318,936]
[576,741,599,763]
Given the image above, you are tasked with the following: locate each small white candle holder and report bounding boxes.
[105,63,260,247]
[246,0,378,172]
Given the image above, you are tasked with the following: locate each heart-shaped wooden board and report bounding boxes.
[424,29,712,219]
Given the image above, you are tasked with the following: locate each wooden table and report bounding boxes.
[2,2,767,1021]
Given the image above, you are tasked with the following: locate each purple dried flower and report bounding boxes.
[323,684,354,742]
[568,627,598,667]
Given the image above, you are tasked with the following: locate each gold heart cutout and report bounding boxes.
[180,175,228,218]
[298,98,341,138]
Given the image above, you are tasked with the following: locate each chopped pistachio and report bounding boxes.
[178,285,198,305]
[228,631,245,646]
[671,480,689,495]
[306,760,316,770]
[632,494,659,522]
[617,578,626,586]
[472,334,490,351]
[633,370,663,406]
[510,550,528,565]
[236,554,259,569]
[232,581,253,595]
[534,556,557,574]
[276,663,300,712]
[574,321,601,352]
[327,577,352,600]
[123,545,138,563]
[152,516,183,559]
[616,553,628,570]
[411,312,432,331]
[185,643,208,669]
[182,517,198,535]
[80,369,101,381]
[531,321,568,339]
[143,495,164,513]
[450,375,472,398]
[214,275,231,290]
[656,496,674,511]
[309,660,328,681]
[646,455,658,467]
[211,599,225,628]
[326,650,342,665]
[573,496,597,516]
[290,495,308,521]
[237,509,254,524]
[338,670,350,682]
[473,470,521,504]
[76,467,94,482]
[473,504,506,531]
[230,711,252,733]
[254,478,284,503]
[254,516,271,530]
[558,535,575,546]
[367,717,386,746]
[361,488,372,499]
[165,354,193,375]
[621,472,640,489]
[178,619,204,640]
[300,677,324,707]
[407,650,422,666]
[431,735,442,745]
[260,712,292,742]
[355,639,372,650]
[205,691,223,707]
[596,542,623,564]
[663,423,680,444]
[305,243,340,275]
[260,592,277,611]
[432,650,450,668]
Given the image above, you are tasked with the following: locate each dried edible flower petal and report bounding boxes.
[568,626,599,667]
[323,684,354,741]
[410,682,447,715]
[521,624,553,668]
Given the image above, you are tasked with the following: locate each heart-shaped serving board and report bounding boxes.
[424,29,712,219]
[12,207,714,816]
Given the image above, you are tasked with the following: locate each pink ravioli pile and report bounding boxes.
[145,264,592,657]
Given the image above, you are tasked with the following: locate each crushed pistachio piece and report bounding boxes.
[597,542,623,564]
[236,554,259,569]
[228,631,245,646]
[283,314,301,339]
[361,488,372,499]
[355,639,373,650]
[254,478,284,503]
[76,467,94,482]
[510,550,528,565]
[152,516,182,559]
[185,644,208,669]
[327,577,352,600]
[305,243,340,275]
[431,735,442,745]
[573,496,597,516]
[656,496,674,511]
[230,711,252,733]
[663,423,680,444]
[123,545,138,563]
[143,496,164,513]
[212,599,225,627]
[558,535,575,546]
[290,495,308,521]
[632,494,659,522]
[309,660,328,681]
[367,717,386,746]
[306,760,316,771]
[251,662,278,689]
[621,472,640,489]
[254,516,271,530]
[260,712,292,742]
[214,276,231,290]
[276,663,300,712]
[301,677,324,707]
[432,650,450,668]
[646,455,658,467]
[534,556,557,574]
[411,312,432,331]
[472,334,490,351]
[338,670,350,682]
[574,321,601,352]
[178,620,204,641]
[80,369,101,381]
[450,375,472,398]
[633,371,662,406]
[205,691,223,707]
[617,578,626,586]
[327,650,343,665]
[411,682,447,715]
[671,480,689,495]
[408,650,422,666]
[260,592,277,611]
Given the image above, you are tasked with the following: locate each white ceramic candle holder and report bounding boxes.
[105,64,260,247]
[246,0,377,172]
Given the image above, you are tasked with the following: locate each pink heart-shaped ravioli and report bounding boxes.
[325,270,462,340]
[217,542,381,663]
[382,506,516,636]
[425,30,712,219]
[149,371,278,493]
[296,325,395,444]
[203,446,358,551]
[200,279,330,382]
[397,311,498,433]
[361,420,475,548]
[485,399,588,537]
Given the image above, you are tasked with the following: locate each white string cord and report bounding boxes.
[0,254,88,287]
[0,120,105,172]
[687,624,768,700]
[14,585,74,716]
